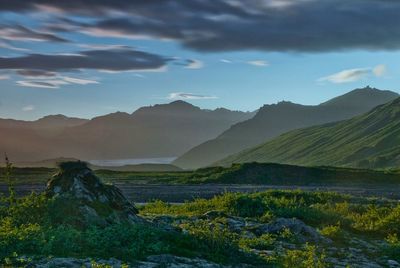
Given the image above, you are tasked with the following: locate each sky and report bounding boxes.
[1,0,400,120]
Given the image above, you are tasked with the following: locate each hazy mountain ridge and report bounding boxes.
[217,96,400,169]
[0,101,254,162]
[173,87,399,169]
[0,114,88,129]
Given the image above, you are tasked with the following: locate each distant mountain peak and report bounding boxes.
[133,100,200,115]
[34,114,88,127]
[37,114,71,121]
[167,100,197,109]
[320,87,398,107]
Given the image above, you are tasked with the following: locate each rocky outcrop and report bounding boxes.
[256,218,332,244]
[200,211,330,244]
[45,161,144,227]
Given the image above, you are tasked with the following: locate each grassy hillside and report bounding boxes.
[182,162,400,186]
[217,97,400,169]
[174,87,399,169]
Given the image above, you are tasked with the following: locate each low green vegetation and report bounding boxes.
[0,167,190,185]
[0,190,262,266]
[141,190,400,266]
[2,186,400,266]
[141,190,400,235]
[179,162,400,185]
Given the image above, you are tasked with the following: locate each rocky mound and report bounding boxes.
[45,161,143,227]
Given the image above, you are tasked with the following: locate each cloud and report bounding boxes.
[22,105,35,111]
[16,75,98,89]
[77,44,132,50]
[184,59,204,69]
[168,92,218,100]
[220,59,232,63]
[247,60,269,67]
[21,105,35,112]
[3,1,400,52]
[318,64,386,84]
[133,73,145,78]
[17,70,56,78]
[61,76,99,85]
[318,68,370,84]
[0,24,67,42]
[0,41,30,52]
[373,64,386,77]
[17,80,68,89]
[0,48,169,72]
[0,74,9,80]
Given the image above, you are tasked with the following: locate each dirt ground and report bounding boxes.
[2,183,400,202]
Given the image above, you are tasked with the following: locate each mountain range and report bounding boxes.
[217,95,400,169]
[173,87,399,169]
[0,101,253,162]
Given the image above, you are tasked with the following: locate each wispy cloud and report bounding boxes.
[318,65,387,84]
[220,59,232,63]
[0,74,9,80]
[372,64,387,77]
[22,105,35,112]
[0,41,30,52]
[17,70,56,78]
[61,76,99,85]
[168,92,218,100]
[16,75,98,89]
[77,44,132,50]
[0,24,67,42]
[247,60,269,67]
[17,80,68,89]
[184,59,204,69]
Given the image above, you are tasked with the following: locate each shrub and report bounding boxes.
[281,244,327,268]
[319,224,343,240]
[384,233,400,261]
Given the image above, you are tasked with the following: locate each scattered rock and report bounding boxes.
[389,259,400,268]
[202,210,228,219]
[27,255,235,268]
[256,218,332,243]
[145,254,226,267]
[28,257,124,268]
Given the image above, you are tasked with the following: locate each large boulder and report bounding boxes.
[45,161,144,227]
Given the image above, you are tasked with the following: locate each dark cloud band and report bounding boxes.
[1,0,400,52]
[0,49,169,72]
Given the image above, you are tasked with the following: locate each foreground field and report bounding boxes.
[1,187,400,267]
[2,162,400,267]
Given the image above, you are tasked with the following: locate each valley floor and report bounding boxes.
[2,183,400,202]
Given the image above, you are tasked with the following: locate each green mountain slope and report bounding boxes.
[174,87,399,169]
[217,96,400,169]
